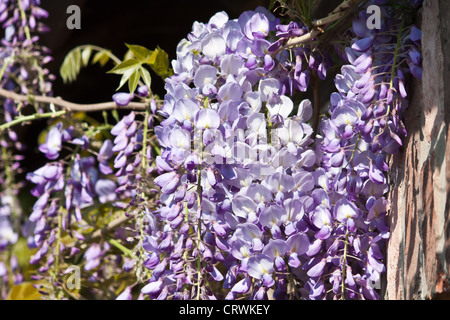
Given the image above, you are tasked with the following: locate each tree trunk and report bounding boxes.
[384,0,450,300]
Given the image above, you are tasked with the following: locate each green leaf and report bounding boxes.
[108,59,141,75]
[128,69,140,93]
[125,44,153,62]
[116,69,134,91]
[12,238,33,268]
[92,49,111,67]
[6,282,42,300]
[112,109,120,122]
[146,46,171,79]
[123,49,135,61]
[59,60,69,83]
[60,45,115,83]
[81,47,92,66]
[139,67,152,89]
[59,47,83,83]
[73,48,82,77]
[60,51,74,83]
[268,0,277,11]
[68,56,77,82]
[60,47,83,83]
[0,55,14,81]
[116,76,127,91]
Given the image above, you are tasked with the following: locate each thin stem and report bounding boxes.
[0,87,147,113]
[311,72,320,138]
[271,29,322,58]
[301,0,307,21]
[106,237,134,258]
[390,19,406,89]
[295,0,306,22]
[182,202,190,265]
[1,147,13,192]
[17,0,31,42]
[0,109,66,132]
[54,146,80,286]
[77,45,122,65]
[337,252,363,262]
[34,59,47,95]
[308,0,312,22]
[53,210,62,283]
[310,0,360,28]
[344,134,361,169]
[0,54,14,81]
[271,1,364,57]
[267,109,272,146]
[141,107,150,177]
[355,147,373,161]
[196,174,202,300]
[195,136,203,300]
[88,214,134,241]
[340,231,349,299]
[372,60,407,71]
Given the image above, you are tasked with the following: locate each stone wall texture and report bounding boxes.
[384,0,450,300]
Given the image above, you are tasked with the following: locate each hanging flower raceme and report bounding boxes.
[135,0,424,301]
[0,0,54,296]
[137,6,342,300]
[310,0,423,299]
[0,0,54,118]
[24,122,134,296]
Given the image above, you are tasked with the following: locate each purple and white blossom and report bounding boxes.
[0,0,423,301]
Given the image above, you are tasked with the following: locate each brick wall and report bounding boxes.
[384,0,450,300]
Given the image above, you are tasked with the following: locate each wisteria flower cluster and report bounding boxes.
[0,0,55,297]
[309,4,423,299]
[0,0,423,300]
[0,0,53,105]
[22,112,156,298]
[140,7,317,300]
[128,1,421,300]
[0,0,50,247]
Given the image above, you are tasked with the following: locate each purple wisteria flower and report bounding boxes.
[105,0,422,301]
[113,92,134,107]
[303,0,423,299]
[0,217,18,250]
[38,124,62,160]
[137,6,337,301]
[25,119,134,282]
[247,254,275,287]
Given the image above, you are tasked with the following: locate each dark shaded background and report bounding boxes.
[40,0,269,103]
